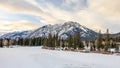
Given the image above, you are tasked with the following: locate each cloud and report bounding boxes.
[62,0,88,11]
[0,0,58,24]
[0,20,41,33]
[0,0,42,14]
[89,0,120,17]
[0,0,120,33]
[37,0,120,33]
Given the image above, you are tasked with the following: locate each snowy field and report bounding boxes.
[0,46,120,68]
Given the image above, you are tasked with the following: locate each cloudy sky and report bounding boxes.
[0,0,120,34]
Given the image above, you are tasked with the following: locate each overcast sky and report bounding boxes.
[0,0,120,34]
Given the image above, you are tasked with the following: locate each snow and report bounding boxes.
[109,48,116,52]
[28,21,97,40]
[0,47,120,68]
[0,31,32,39]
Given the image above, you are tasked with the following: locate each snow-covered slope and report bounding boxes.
[1,21,120,40]
[0,47,120,68]
[0,31,32,39]
[28,21,98,40]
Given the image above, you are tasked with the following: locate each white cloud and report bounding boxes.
[0,0,120,33]
[0,0,58,24]
[62,0,88,11]
[0,20,40,33]
[89,0,120,17]
[0,0,42,14]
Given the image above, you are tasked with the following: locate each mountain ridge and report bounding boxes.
[0,21,120,41]
[28,21,98,40]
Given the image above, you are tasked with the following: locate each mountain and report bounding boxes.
[1,21,119,41]
[113,32,120,37]
[0,31,32,39]
[102,32,120,38]
[28,21,98,40]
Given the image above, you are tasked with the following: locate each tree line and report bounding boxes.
[0,32,84,50]
[95,29,120,52]
[0,29,120,52]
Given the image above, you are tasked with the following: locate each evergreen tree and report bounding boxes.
[29,38,33,46]
[41,37,46,46]
[43,38,48,47]
[22,38,25,46]
[48,33,53,47]
[89,41,93,51]
[74,32,84,49]
[19,38,23,46]
[96,30,103,50]
[73,35,77,49]
[52,35,56,47]
[55,33,59,47]
[35,38,38,46]
[56,37,60,48]
[68,35,73,48]
[14,39,17,45]
[25,38,29,46]
[92,41,96,51]
[61,38,65,48]
[105,29,110,51]
[38,37,42,46]
[7,38,10,47]
[0,39,3,47]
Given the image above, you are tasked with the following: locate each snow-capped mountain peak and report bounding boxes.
[28,21,98,40]
[1,21,120,40]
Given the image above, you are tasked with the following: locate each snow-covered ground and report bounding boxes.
[0,47,120,68]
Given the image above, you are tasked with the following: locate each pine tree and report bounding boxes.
[0,39,3,47]
[20,38,23,46]
[29,38,32,46]
[7,38,10,47]
[52,34,56,47]
[42,37,46,46]
[14,39,17,45]
[90,43,94,51]
[74,32,84,50]
[105,29,110,51]
[56,37,60,48]
[35,38,39,46]
[25,38,29,46]
[55,33,59,47]
[43,38,48,47]
[61,38,65,48]
[38,37,42,46]
[73,33,77,49]
[92,41,96,51]
[22,38,25,46]
[68,35,73,49]
[32,38,35,46]
[48,33,53,47]
[96,30,103,51]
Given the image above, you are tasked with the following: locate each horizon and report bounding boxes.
[0,21,119,35]
[0,0,120,34]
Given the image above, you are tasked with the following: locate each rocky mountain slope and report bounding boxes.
[0,21,120,41]
[28,21,98,40]
[0,31,32,39]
